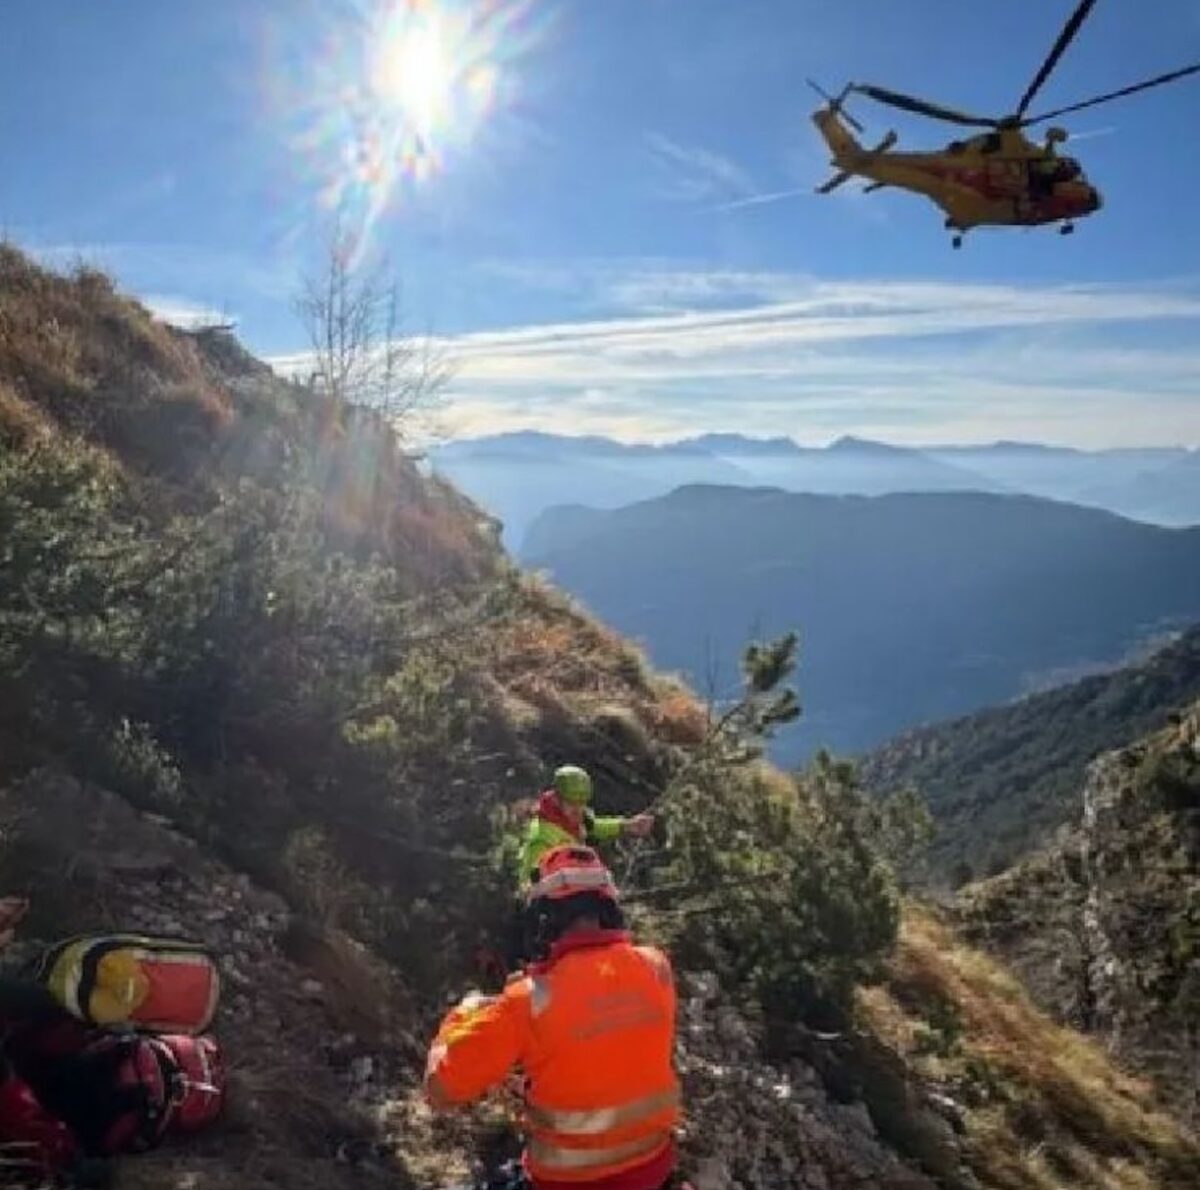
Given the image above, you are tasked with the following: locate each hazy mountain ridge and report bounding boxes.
[1081,449,1200,525]
[431,431,1199,553]
[525,485,1200,760]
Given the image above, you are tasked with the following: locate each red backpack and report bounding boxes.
[72,1033,225,1156]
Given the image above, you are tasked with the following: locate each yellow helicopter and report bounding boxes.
[811,0,1200,247]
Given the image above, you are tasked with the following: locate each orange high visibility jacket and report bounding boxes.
[425,931,680,1186]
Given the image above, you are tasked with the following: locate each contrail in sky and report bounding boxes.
[712,186,812,212]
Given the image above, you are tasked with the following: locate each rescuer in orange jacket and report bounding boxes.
[425,846,681,1190]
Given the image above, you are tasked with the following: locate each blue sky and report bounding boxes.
[3,0,1200,445]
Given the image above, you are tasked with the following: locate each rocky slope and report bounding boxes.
[0,769,943,1190]
[21,766,1191,1190]
[955,702,1200,1122]
[861,625,1200,882]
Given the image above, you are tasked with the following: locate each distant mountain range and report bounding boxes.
[860,625,1200,881]
[430,432,1197,551]
[523,485,1200,760]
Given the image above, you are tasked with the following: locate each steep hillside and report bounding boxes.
[953,704,1200,1123]
[525,485,1200,759]
[0,246,700,997]
[861,626,1200,881]
[2,247,1195,1190]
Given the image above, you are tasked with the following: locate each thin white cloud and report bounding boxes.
[268,271,1200,448]
[436,278,1200,367]
[643,132,756,203]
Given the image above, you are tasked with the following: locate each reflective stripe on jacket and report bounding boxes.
[425,933,679,1186]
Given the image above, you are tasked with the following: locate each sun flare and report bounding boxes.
[277,0,544,249]
[373,10,455,143]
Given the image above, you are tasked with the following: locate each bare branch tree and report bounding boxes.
[295,224,452,440]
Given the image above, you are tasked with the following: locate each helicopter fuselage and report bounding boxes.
[813,107,1102,233]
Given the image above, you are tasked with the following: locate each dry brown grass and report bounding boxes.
[647,687,710,746]
[0,378,52,445]
[0,245,233,474]
[0,243,498,590]
[487,576,702,761]
[859,907,1200,1189]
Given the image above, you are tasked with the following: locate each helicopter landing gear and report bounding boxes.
[1059,221,1075,236]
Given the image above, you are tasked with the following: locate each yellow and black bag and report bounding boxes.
[31,934,220,1034]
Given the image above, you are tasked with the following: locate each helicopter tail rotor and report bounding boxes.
[806,78,865,133]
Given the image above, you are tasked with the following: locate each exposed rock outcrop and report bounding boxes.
[957,702,1200,1118]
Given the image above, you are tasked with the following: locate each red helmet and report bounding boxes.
[528,844,618,905]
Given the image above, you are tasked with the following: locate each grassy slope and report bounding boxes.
[861,909,1199,1190]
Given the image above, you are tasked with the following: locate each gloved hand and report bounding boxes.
[622,813,655,840]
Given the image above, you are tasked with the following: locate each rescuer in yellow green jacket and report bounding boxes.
[517,765,654,886]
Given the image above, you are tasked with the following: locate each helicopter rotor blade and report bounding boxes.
[850,83,997,128]
[1014,0,1098,119]
[1021,60,1200,125]
[805,78,865,133]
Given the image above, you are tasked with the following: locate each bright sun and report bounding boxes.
[284,0,535,241]
[373,11,454,142]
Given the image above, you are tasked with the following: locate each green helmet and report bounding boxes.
[553,764,592,805]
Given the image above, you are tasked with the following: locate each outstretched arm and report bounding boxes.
[588,809,655,842]
[425,989,529,1109]
[586,810,626,843]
